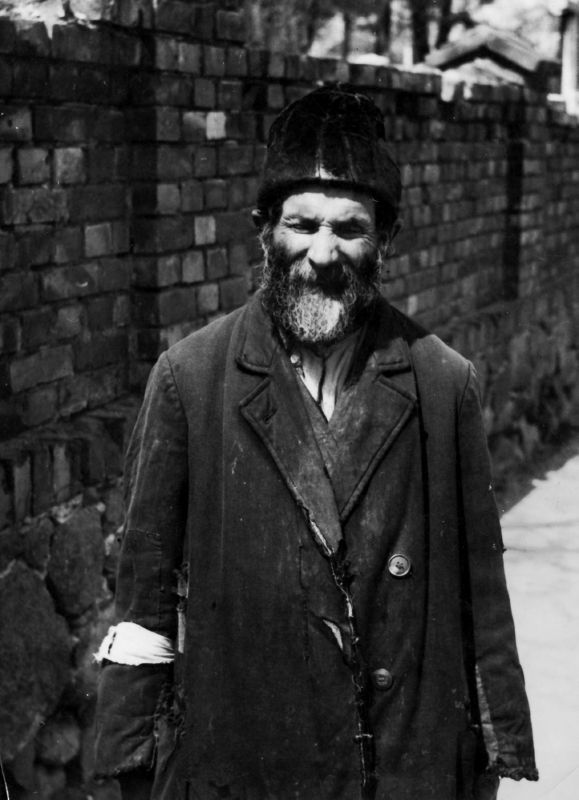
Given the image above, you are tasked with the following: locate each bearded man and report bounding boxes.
[95,86,537,800]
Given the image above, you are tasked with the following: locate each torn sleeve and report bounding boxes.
[457,363,538,782]
[95,351,188,777]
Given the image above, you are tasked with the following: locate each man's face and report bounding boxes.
[260,187,384,346]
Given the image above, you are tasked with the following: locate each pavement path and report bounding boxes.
[498,441,579,800]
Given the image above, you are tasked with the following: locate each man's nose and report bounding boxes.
[307,230,339,269]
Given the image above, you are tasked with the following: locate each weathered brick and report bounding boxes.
[194,78,216,109]
[0,56,11,95]
[226,47,247,77]
[229,242,248,274]
[0,148,13,183]
[74,330,128,371]
[155,0,197,34]
[114,295,130,326]
[10,345,73,392]
[16,384,57,429]
[204,179,227,209]
[85,222,114,258]
[68,185,126,222]
[34,107,88,142]
[0,272,38,312]
[182,250,204,283]
[217,143,254,176]
[179,42,202,73]
[128,107,180,142]
[54,305,83,339]
[193,146,217,178]
[215,10,247,43]
[157,145,193,181]
[0,317,21,353]
[12,60,49,98]
[220,275,248,310]
[41,264,100,301]
[180,179,203,213]
[206,247,228,279]
[197,282,219,314]
[155,36,179,70]
[214,210,253,243]
[183,111,207,142]
[0,18,16,54]
[131,73,190,107]
[206,111,226,140]
[99,258,131,292]
[3,187,67,224]
[0,107,32,142]
[204,45,226,77]
[54,227,83,264]
[52,23,102,62]
[133,254,181,288]
[88,146,127,183]
[219,80,242,110]
[133,286,198,326]
[194,215,216,245]
[20,307,53,350]
[54,148,85,184]
[132,216,194,253]
[16,148,50,185]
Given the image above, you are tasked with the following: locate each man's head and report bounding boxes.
[254,85,402,346]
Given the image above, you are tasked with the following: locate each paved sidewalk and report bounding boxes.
[498,440,579,800]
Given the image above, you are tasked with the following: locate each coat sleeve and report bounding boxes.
[457,363,538,782]
[94,351,188,778]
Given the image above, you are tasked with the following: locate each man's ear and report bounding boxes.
[252,209,266,230]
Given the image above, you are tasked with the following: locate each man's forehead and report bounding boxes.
[280,188,376,221]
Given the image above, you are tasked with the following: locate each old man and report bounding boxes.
[95,86,537,800]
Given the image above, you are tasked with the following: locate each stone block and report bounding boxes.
[218,80,242,110]
[52,23,102,62]
[203,45,226,77]
[68,185,126,223]
[20,306,54,350]
[0,107,32,142]
[99,258,131,292]
[41,264,100,302]
[12,59,49,99]
[157,145,194,181]
[204,178,227,209]
[54,227,83,264]
[206,111,227,140]
[0,147,13,183]
[226,47,247,77]
[34,107,88,142]
[215,9,246,43]
[217,143,253,175]
[197,282,219,314]
[181,179,204,212]
[133,286,198,326]
[10,345,74,393]
[193,145,216,177]
[0,562,71,760]
[133,254,181,288]
[214,210,253,244]
[0,317,21,353]
[54,148,85,185]
[86,296,115,331]
[178,42,202,73]
[182,250,204,283]
[194,215,216,245]
[206,247,228,279]
[85,222,113,258]
[23,516,53,571]
[48,505,104,618]
[15,383,58,429]
[194,77,216,109]
[132,216,194,254]
[220,275,247,310]
[0,18,16,53]
[0,272,38,313]
[3,187,68,224]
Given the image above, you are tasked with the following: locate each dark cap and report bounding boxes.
[256,85,401,227]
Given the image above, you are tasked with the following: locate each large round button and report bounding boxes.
[388,553,412,577]
[371,668,394,690]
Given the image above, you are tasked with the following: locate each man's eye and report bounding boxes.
[288,221,317,233]
[335,225,365,238]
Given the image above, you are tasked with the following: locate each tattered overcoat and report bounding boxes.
[96,292,537,799]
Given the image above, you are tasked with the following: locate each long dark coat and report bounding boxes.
[96,292,537,799]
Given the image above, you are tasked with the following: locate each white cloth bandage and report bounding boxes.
[94,622,175,665]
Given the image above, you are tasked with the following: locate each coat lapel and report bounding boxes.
[327,305,417,521]
[237,295,343,555]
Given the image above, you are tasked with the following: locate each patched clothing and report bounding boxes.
[95,292,537,799]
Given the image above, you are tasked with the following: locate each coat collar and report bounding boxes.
[237,292,417,551]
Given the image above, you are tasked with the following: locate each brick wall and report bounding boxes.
[1,2,579,796]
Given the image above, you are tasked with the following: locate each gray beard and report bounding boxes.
[260,236,382,346]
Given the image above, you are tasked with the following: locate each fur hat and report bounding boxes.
[255,85,401,229]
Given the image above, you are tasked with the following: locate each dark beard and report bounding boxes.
[260,236,381,346]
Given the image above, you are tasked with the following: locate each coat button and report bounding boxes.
[388,553,412,577]
[371,668,393,690]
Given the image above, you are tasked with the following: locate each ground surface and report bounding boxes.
[499,433,579,800]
